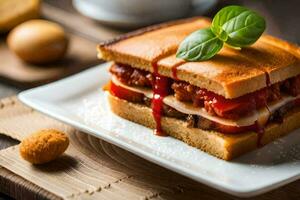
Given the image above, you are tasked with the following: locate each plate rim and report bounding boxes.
[18,63,300,197]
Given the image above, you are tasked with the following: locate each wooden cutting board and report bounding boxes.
[0,33,100,88]
[0,97,300,200]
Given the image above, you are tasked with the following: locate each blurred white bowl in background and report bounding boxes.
[73,0,217,28]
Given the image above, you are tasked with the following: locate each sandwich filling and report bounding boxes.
[107,63,300,135]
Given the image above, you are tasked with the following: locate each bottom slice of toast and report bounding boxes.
[108,94,300,160]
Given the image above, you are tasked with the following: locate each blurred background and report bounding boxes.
[59,0,300,42]
[0,0,299,199]
[0,0,299,98]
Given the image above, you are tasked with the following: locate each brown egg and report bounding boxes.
[7,19,69,64]
[19,129,69,164]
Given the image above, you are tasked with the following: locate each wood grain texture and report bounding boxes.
[0,96,300,200]
[0,167,60,200]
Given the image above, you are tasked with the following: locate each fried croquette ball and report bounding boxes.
[19,129,69,164]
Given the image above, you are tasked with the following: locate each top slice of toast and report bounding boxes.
[97,17,300,99]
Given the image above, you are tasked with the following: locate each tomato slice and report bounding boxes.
[108,80,144,102]
[212,96,256,118]
[200,89,268,119]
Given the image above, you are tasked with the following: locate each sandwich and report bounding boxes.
[97,17,300,160]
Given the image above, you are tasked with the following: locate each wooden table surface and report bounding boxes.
[0,0,299,199]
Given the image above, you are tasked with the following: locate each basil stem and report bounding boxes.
[176,28,223,61]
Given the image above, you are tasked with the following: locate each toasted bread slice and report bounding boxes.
[108,93,300,160]
[98,17,300,99]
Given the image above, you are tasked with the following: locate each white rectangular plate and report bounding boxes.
[19,63,300,197]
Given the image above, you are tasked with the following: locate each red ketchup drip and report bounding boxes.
[171,62,185,80]
[171,66,179,80]
[255,72,271,147]
[151,62,170,136]
[254,121,265,147]
[265,72,271,86]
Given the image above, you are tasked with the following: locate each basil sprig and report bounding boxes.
[176,5,266,61]
[176,29,223,61]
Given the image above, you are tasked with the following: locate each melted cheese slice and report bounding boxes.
[112,76,299,127]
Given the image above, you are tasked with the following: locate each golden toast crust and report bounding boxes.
[98,18,300,99]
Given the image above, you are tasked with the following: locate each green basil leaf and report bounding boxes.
[211,5,266,47]
[176,28,223,61]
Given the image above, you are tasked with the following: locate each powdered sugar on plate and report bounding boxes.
[20,64,300,197]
